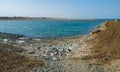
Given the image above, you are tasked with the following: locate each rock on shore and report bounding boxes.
[0,32,25,39]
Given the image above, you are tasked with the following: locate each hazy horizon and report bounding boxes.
[0,0,120,19]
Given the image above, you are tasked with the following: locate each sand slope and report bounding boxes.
[65,20,120,72]
[91,20,120,59]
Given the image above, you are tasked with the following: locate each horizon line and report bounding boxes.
[0,16,119,20]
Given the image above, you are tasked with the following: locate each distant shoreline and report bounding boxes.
[0,17,98,20]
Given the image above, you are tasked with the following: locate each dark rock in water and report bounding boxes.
[18,37,30,40]
[0,32,25,39]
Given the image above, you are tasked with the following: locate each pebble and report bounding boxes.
[3,39,8,43]
[16,40,25,44]
[51,57,57,61]
[34,39,41,41]
[103,56,109,61]
[58,48,63,51]
[50,53,54,56]
[29,51,35,54]
[68,46,73,50]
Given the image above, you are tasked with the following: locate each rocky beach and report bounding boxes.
[0,20,120,72]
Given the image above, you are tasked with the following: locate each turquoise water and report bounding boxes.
[0,20,106,38]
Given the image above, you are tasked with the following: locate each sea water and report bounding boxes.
[0,20,106,38]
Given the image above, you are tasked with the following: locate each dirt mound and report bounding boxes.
[90,20,120,58]
[71,20,120,64]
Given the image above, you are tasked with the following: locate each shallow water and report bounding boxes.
[0,20,106,38]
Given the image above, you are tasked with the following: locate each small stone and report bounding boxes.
[68,46,73,52]
[34,38,41,41]
[50,53,54,56]
[103,56,109,61]
[51,57,57,61]
[17,40,25,44]
[3,39,8,43]
[58,48,63,51]
[42,54,47,57]
[115,19,118,22]
[54,52,57,55]
[29,51,35,54]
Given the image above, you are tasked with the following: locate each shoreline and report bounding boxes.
[0,16,97,20]
[1,20,120,72]
[0,30,84,72]
[0,32,25,39]
[0,31,85,40]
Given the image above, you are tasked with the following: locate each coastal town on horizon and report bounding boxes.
[0,16,97,20]
[0,16,118,20]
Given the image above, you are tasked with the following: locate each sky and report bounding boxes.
[0,0,120,19]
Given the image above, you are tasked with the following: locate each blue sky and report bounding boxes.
[0,0,120,19]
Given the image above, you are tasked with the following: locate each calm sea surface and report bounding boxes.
[0,20,106,38]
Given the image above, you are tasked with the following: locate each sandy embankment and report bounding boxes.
[65,20,120,72]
